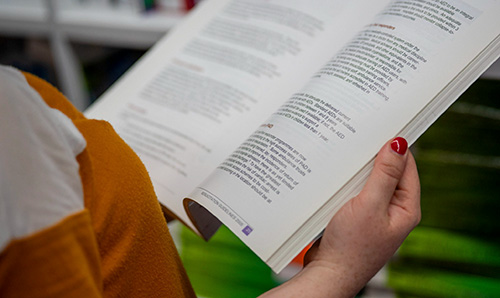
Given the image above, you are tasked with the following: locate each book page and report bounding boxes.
[85,0,391,231]
[188,0,500,270]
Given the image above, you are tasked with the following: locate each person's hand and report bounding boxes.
[260,137,421,297]
[304,136,421,296]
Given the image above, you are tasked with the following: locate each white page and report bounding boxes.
[189,0,500,270]
[85,0,391,231]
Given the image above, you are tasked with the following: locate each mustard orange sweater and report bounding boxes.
[0,73,195,298]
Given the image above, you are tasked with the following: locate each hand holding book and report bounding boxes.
[259,137,421,297]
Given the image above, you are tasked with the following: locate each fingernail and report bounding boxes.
[391,137,408,155]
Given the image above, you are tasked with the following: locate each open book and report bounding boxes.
[85,0,500,273]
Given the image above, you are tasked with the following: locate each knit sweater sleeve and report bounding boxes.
[0,211,103,297]
[16,72,195,297]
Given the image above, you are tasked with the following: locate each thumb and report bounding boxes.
[360,137,409,208]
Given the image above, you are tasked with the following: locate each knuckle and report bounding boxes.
[378,159,404,181]
[409,209,421,228]
[414,209,422,226]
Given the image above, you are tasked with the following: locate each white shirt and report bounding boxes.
[0,66,86,251]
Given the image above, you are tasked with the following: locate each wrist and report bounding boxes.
[260,261,364,298]
[299,260,365,298]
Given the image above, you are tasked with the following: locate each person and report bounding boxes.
[0,65,420,297]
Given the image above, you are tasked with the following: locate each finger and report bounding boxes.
[389,151,421,226]
[360,137,409,210]
[396,151,420,204]
[303,238,321,266]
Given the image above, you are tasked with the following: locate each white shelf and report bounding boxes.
[0,1,185,110]
[0,3,185,48]
[0,3,49,37]
[59,10,184,48]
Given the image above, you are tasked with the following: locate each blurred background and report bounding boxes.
[1,0,498,297]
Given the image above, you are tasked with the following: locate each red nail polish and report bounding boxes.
[391,137,408,155]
